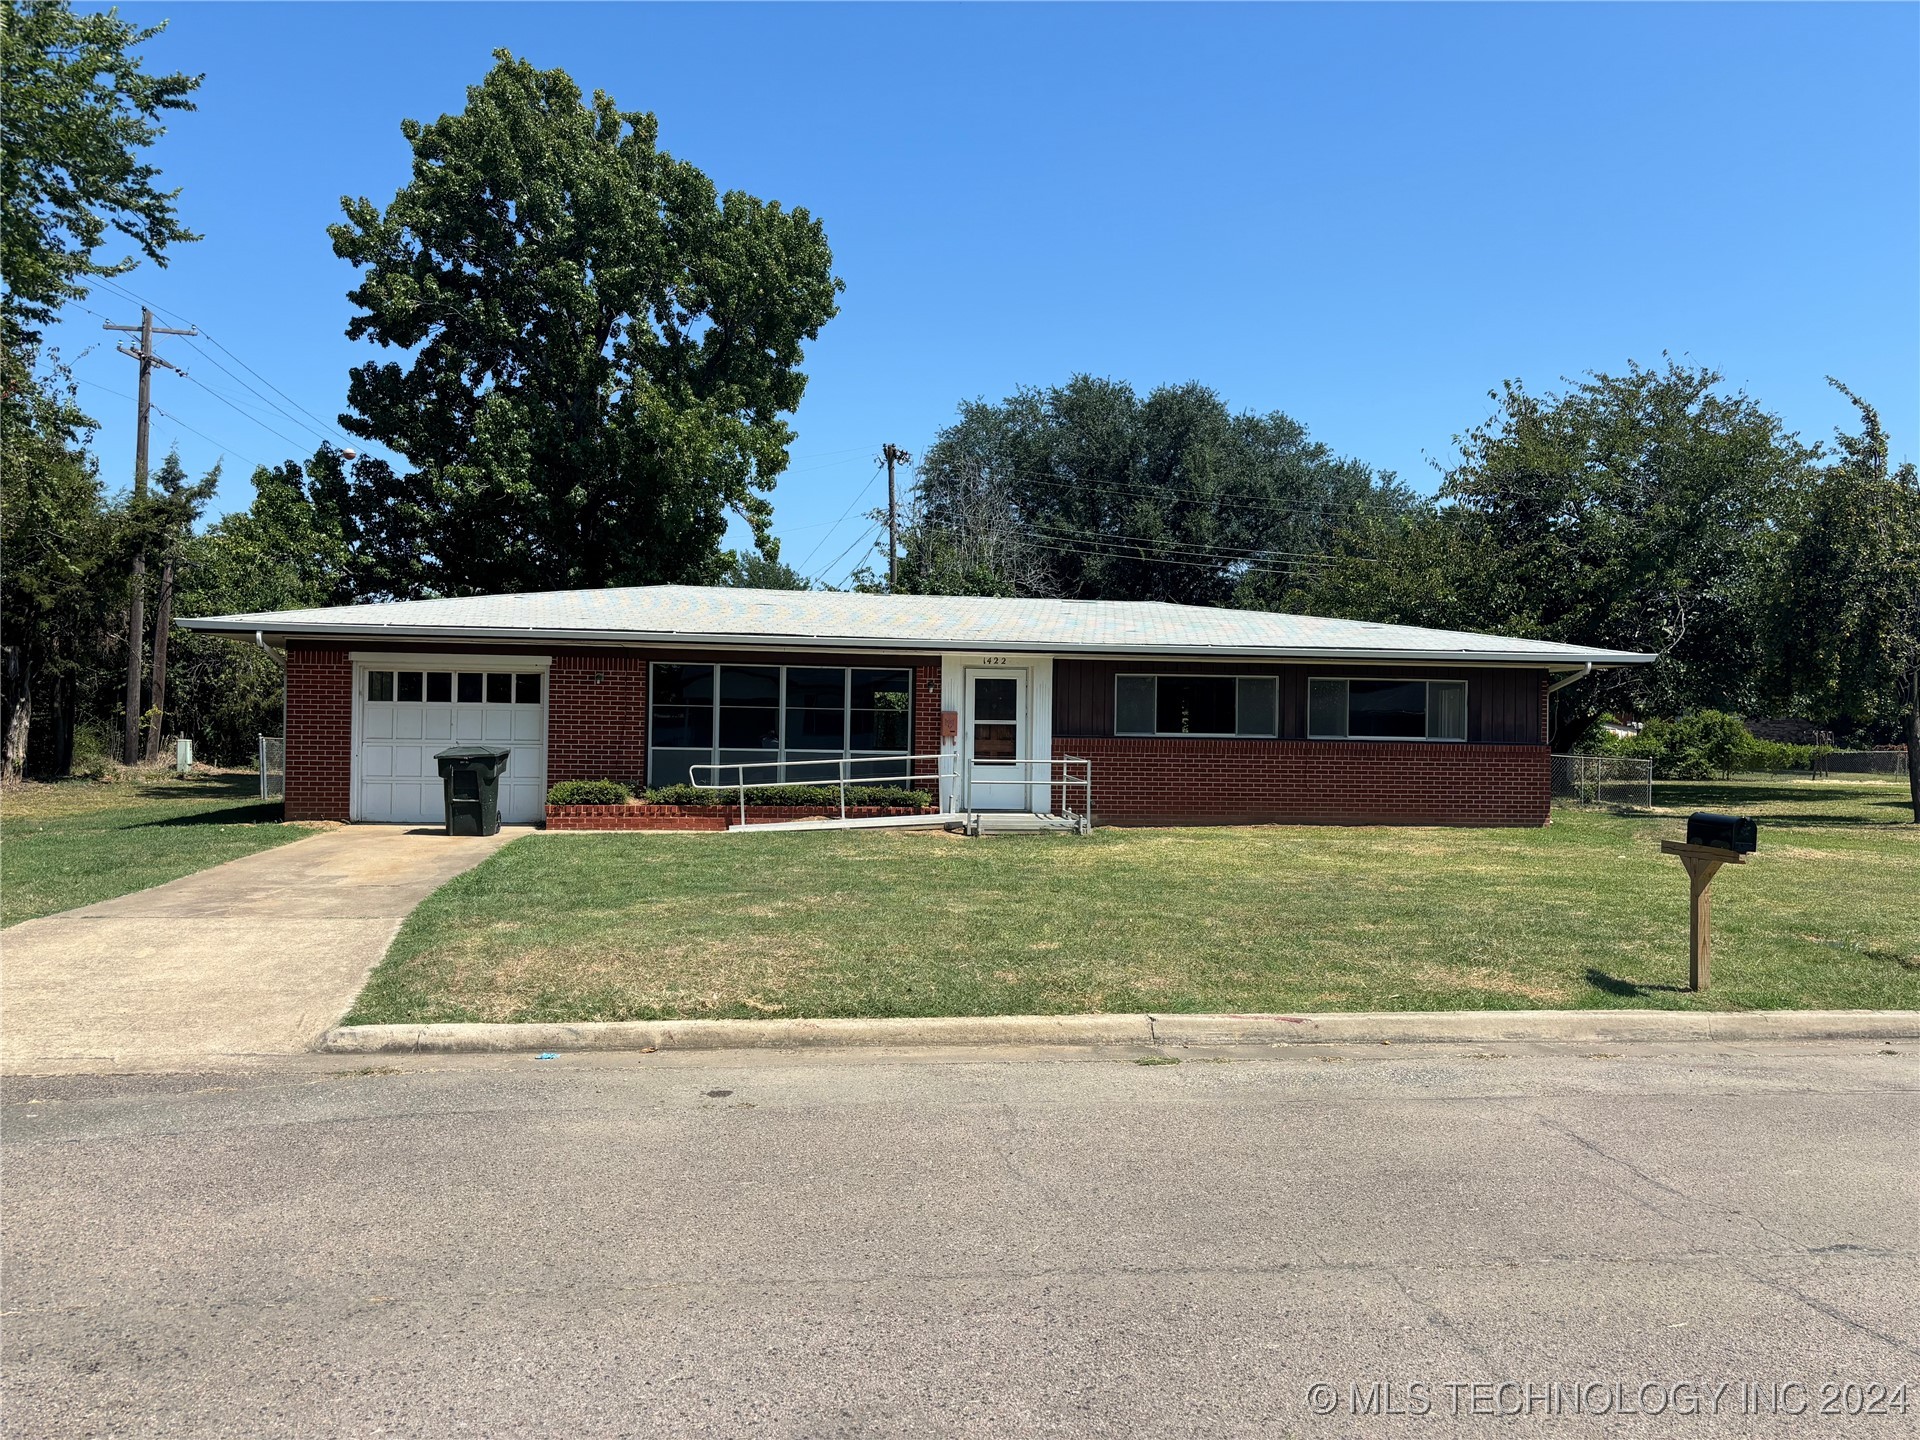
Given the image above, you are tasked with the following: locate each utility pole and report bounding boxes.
[880,443,911,591]
[103,308,195,765]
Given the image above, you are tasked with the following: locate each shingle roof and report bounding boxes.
[180,585,1655,666]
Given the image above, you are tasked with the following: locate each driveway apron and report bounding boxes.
[1,827,515,1074]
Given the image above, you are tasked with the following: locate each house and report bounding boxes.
[180,586,1654,828]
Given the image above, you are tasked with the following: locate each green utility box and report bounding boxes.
[435,746,512,836]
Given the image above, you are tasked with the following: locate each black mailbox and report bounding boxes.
[1686,811,1757,854]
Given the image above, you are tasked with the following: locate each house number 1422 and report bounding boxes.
[977,656,1009,666]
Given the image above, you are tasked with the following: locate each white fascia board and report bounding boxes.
[348,651,552,668]
[182,619,1656,669]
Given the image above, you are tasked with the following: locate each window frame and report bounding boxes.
[1307,676,1470,743]
[648,662,915,787]
[1112,672,1280,739]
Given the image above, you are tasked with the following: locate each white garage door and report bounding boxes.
[355,661,548,824]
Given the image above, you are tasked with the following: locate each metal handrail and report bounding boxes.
[686,751,1094,834]
[689,752,955,827]
[965,755,1094,835]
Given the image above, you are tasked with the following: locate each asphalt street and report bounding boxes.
[3,1040,1915,1437]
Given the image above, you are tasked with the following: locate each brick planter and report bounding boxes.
[545,803,937,832]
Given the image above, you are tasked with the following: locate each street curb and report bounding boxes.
[317,1009,1920,1056]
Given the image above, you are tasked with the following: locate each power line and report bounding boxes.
[918,454,1414,527]
[794,464,884,573]
[150,404,264,469]
[1024,519,1365,567]
[179,370,311,454]
[178,335,342,451]
[813,519,884,588]
[91,273,357,450]
[1015,531,1331,580]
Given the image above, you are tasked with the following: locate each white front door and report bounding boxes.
[356,662,548,824]
[964,666,1029,811]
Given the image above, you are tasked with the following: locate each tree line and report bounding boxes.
[888,366,1918,771]
[2,3,1915,819]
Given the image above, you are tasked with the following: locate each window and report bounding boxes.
[971,676,1018,766]
[1114,674,1279,737]
[784,668,846,754]
[365,666,545,708]
[1309,678,1468,741]
[650,664,913,787]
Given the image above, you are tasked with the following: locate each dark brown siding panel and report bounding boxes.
[1054,659,1548,744]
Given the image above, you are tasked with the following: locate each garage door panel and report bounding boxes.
[358,663,547,825]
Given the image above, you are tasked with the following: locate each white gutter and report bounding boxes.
[180,620,1657,668]
[1546,662,1595,693]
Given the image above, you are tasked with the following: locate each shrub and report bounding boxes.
[546,779,633,806]
[642,782,932,809]
[1592,711,1829,779]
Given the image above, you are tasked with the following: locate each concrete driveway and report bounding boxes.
[1,827,516,1075]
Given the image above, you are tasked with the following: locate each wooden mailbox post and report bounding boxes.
[1659,840,1749,992]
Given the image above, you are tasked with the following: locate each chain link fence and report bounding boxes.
[1813,751,1909,779]
[258,736,285,800]
[1551,754,1652,810]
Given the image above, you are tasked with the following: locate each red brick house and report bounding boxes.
[181,586,1652,828]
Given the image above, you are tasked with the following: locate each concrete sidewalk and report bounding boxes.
[1,826,517,1075]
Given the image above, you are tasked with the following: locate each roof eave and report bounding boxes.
[177,617,1658,667]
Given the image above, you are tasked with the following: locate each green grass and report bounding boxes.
[0,772,312,926]
[346,776,1918,1024]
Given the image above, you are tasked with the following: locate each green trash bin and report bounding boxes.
[435,746,512,836]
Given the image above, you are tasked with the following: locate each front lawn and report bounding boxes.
[346,777,1918,1024]
[0,772,312,926]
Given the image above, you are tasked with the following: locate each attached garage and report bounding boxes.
[352,656,548,824]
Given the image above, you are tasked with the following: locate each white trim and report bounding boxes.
[349,651,552,669]
[184,619,1649,668]
[1307,676,1470,743]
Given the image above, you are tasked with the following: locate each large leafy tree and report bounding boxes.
[327,52,842,597]
[899,375,1407,605]
[0,0,200,349]
[1306,361,1817,746]
[0,349,126,775]
[1765,382,1920,817]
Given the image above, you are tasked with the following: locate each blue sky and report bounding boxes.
[55,2,1920,587]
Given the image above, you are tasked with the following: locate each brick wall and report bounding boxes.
[548,653,647,786]
[284,644,352,821]
[912,663,942,793]
[1066,737,1550,827]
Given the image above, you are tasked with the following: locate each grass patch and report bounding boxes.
[0,771,312,926]
[346,776,1918,1024]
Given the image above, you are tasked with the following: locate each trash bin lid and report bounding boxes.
[434,746,513,762]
